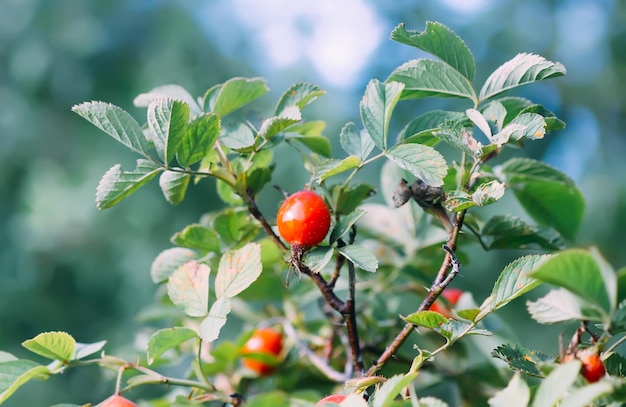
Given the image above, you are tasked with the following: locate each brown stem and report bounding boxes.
[365,210,467,376]
[245,188,288,252]
[344,260,364,375]
[298,262,345,313]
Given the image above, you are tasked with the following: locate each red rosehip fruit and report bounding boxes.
[100,394,137,407]
[277,190,331,248]
[578,348,606,383]
[317,394,347,406]
[241,328,283,375]
[429,288,463,319]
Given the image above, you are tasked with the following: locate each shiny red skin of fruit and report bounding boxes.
[100,395,137,407]
[317,394,347,406]
[277,190,331,247]
[579,349,606,383]
[429,288,463,319]
[241,328,283,375]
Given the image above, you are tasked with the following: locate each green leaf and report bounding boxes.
[532,361,582,407]
[74,340,107,360]
[150,247,198,284]
[482,214,564,250]
[0,360,49,403]
[147,327,197,365]
[526,288,599,324]
[275,82,325,115]
[479,53,567,102]
[213,208,258,247]
[171,224,220,253]
[303,247,335,274]
[372,373,418,407]
[385,143,447,187]
[22,332,76,363]
[314,156,361,183]
[159,170,190,205]
[211,77,269,117]
[472,180,505,205]
[215,243,262,298]
[177,113,220,166]
[559,382,614,407]
[445,191,476,212]
[72,101,150,155]
[398,110,467,143]
[360,79,404,150]
[199,297,232,342]
[220,121,256,150]
[491,344,551,377]
[434,120,483,157]
[287,132,332,157]
[259,106,302,139]
[338,244,378,272]
[147,98,190,164]
[390,22,475,80]
[167,261,210,317]
[333,183,376,215]
[529,248,616,315]
[95,159,162,210]
[477,254,550,321]
[500,157,585,239]
[339,122,375,160]
[330,209,366,243]
[387,59,476,101]
[434,319,492,341]
[404,310,448,328]
[133,84,202,115]
[488,372,530,407]
[507,113,547,140]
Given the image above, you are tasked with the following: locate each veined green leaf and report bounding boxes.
[72,101,150,155]
[259,106,301,139]
[171,224,220,253]
[199,297,232,343]
[532,360,582,407]
[360,79,404,150]
[387,59,476,102]
[177,113,220,166]
[147,327,197,365]
[0,360,49,403]
[434,120,482,157]
[372,373,419,407]
[491,344,551,378]
[220,121,256,150]
[404,310,448,328]
[477,254,550,321]
[133,84,201,115]
[526,288,600,324]
[479,53,566,101]
[500,157,585,239]
[95,159,162,210]
[210,77,269,117]
[338,244,378,272]
[151,248,198,284]
[530,248,616,315]
[339,122,375,160]
[390,21,476,80]
[488,372,530,407]
[482,214,564,250]
[314,156,361,183]
[385,143,447,187]
[167,261,210,317]
[147,99,190,164]
[159,170,190,205]
[399,110,467,143]
[215,243,262,298]
[22,332,76,363]
[275,82,325,115]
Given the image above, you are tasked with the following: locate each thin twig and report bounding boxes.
[365,210,466,376]
[245,188,288,252]
[345,260,364,375]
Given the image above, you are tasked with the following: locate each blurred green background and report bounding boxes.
[1,0,625,405]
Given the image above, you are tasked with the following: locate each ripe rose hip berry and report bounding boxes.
[241,328,283,375]
[317,394,347,406]
[578,348,606,383]
[277,190,331,248]
[429,288,463,319]
[100,394,137,407]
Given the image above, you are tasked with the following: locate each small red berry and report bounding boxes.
[429,288,463,319]
[578,348,606,383]
[317,394,347,406]
[277,190,331,247]
[241,328,283,375]
[100,395,137,407]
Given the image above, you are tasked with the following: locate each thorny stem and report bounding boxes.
[365,210,467,376]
